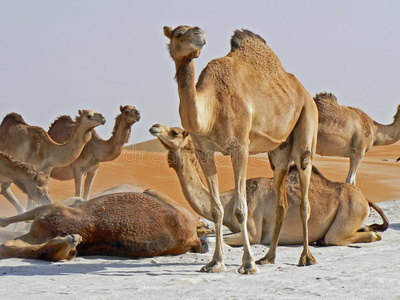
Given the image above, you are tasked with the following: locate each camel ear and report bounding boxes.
[78,110,83,116]
[120,105,124,113]
[183,130,190,139]
[163,26,173,39]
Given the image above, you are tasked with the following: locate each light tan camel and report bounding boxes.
[0,151,51,214]
[48,105,140,200]
[150,124,387,247]
[164,26,318,273]
[0,110,106,175]
[0,191,207,261]
[0,110,105,209]
[315,92,400,185]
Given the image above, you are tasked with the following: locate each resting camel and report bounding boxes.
[164,26,318,273]
[0,110,105,209]
[315,92,400,185]
[48,105,140,200]
[0,190,207,261]
[150,124,388,246]
[0,151,51,214]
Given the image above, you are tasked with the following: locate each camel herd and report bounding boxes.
[0,25,397,275]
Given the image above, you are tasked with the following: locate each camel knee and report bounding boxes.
[211,207,223,223]
[275,203,288,220]
[300,149,311,170]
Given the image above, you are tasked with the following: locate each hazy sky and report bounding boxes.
[1,1,399,144]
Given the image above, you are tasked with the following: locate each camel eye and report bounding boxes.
[171,130,179,136]
[87,114,92,119]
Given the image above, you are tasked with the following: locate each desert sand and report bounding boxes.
[1,141,400,299]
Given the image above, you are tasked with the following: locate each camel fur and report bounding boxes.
[0,191,207,261]
[48,105,140,200]
[150,124,387,247]
[315,92,400,185]
[164,25,319,273]
[0,151,51,214]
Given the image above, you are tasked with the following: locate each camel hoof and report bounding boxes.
[200,261,226,273]
[255,254,275,265]
[298,253,317,266]
[238,262,259,275]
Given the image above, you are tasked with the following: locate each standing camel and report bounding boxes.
[0,110,105,209]
[150,124,387,246]
[0,151,51,214]
[48,105,140,200]
[164,25,318,273]
[315,92,400,185]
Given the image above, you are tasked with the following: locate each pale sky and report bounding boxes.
[1,1,399,144]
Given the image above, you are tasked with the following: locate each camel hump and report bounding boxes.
[48,115,75,143]
[230,29,266,51]
[314,92,338,104]
[0,113,27,127]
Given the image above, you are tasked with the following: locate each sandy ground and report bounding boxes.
[1,141,400,299]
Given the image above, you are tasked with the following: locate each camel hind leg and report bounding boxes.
[323,198,381,246]
[257,138,292,265]
[291,101,318,266]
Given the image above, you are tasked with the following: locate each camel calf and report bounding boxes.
[0,151,51,214]
[0,191,207,261]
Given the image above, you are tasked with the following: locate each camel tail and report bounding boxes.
[367,200,389,232]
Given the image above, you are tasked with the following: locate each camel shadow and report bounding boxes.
[389,223,400,231]
[0,257,210,277]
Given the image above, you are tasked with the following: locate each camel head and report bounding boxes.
[163,25,206,63]
[149,124,190,151]
[25,171,52,205]
[76,110,106,130]
[119,105,141,125]
[38,234,82,261]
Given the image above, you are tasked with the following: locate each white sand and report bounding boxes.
[0,200,399,299]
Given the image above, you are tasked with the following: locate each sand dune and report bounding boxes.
[2,140,400,217]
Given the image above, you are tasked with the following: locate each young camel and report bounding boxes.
[164,26,318,273]
[0,191,206,261]
[315,92,400,185]
[0,110,105,209]
[48,105,140,200]
[0,151,51,214]
[150,124,387,246]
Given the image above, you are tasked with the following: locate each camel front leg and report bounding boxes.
[74,169,84,198]
[0,204,45,228]
[83,169,97,200]
[1,183,25,214]
[231,147,258,274]
[196,150,226,273]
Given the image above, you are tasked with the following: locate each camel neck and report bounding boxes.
[100,117,132,162]
[47,122,93,171]
[175,61,212,135]
[373,111,400,145]
[169,148,213,220]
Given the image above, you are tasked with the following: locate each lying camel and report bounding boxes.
[150,124,388,246]
[0,191,207,261]
[315,92,400,185]
[49,105,140,200]
[0,151,51,214]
